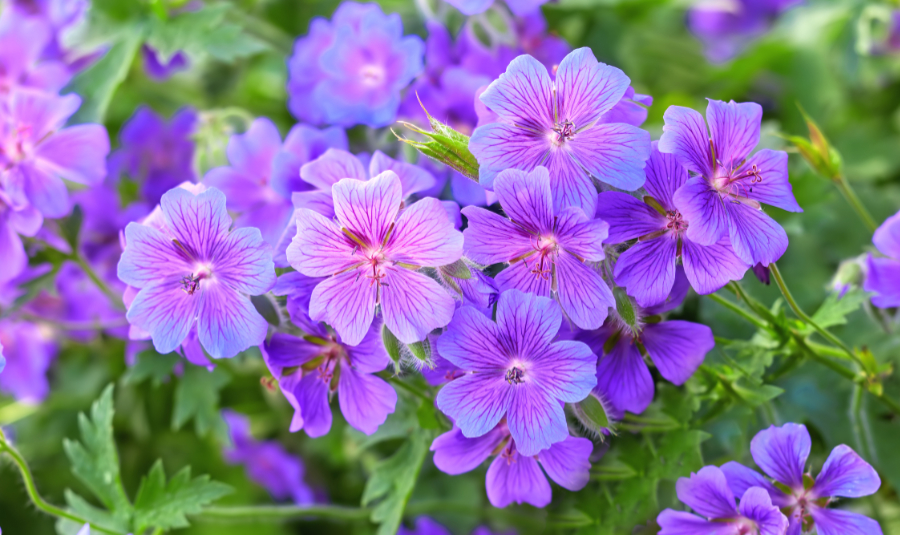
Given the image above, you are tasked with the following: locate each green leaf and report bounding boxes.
[362,430,430,535]
[62,490,131,533]
[121,350,180,386]
[251,294,281,327]
[62,386,133,521]
[172,366,230,440]
[64,31,143,125]
[145,5,267,64]
[132,460,232,533]
[60,204,84,251]
[809,288,869,330]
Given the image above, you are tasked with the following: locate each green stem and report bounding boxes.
[0,434,121,535]
[381,374,432,402]
[72,254,125,311]
[195,505,372,523]
[850,385,877,463]
[769,263,858,363]
[835,175,878,233]
[708,293,768,330]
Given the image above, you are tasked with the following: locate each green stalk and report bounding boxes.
[195,505,373,523]
[834,175,878,233]
[708,293,768,330]
[72,254,125,311]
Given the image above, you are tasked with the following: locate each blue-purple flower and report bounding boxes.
[222,410,316,504]
[660,99,801,266]
[597,143,748,307]
[721,423,882,535]
[287,171,462,345]
[400,516,516,535]
[688,0,803,62]
[0,320,55,400]
[204,117,347,247]
[470,47,651,215]
[0,189,41,283]
[462,166,613,329]
[117,186,276,359]
[431,422,592,508]
[865,210,900,308]
[142,45,189,81]
[435,289,596,455]
[658,466,789,535]
[287,2,424,127]
[0,12,72,94]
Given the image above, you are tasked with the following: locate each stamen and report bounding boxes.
[181,273,202,295]
[505,367,525,385]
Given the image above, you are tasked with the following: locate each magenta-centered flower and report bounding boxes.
[597,143,749,307]
[470,47,651,215]
[287,171,463,345]
[658,466,789,535]
[432,423,592,508]
[117,186,276,358]
[721,423,883,535]
[435,290,597,455]
[659,99,801,266]
[463,166,613,329]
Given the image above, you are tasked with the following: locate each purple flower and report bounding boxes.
[286,171,462,345]
[0,13,72,94]
[721,423,882,535]
[864,210,900,308]
[142,45,189,81]
[400,517,517,535]
[659,99,802,266]
[287,2,424,127]
[658,466,788,535]
[688,0,803,62]
[431,422,592,508]
[117,186,276,358]
[597,143,748,308]
[1,88,109,218]
[222,410,315,504]
[262,326,396,437]
[435,289,597,455]
[0,319,57,402]
[470,47,651,215]
[443,0,547,17]
[0,189,42,283]
[107,106,197,206]
[462,166,614,329]
[204,117,347,247]
[576,274,713,415]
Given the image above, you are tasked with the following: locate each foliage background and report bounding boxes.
[3,0,900,533]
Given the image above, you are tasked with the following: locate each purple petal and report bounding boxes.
[673,176,728,246]
[264,333,322,371]
[873,210,900,258]
[537,435,592,491]
[213,227,275,295]
[706,99,762,170]
[203,167,269,212]
[741,149,801,212]
[34,124,109,185]
[725,202,788,266]
[126,281,198,355]
[460,206,533,265]
[675,466,738,519]
[864,256,900,308]
[641,320,713,385]
[435,373,511,439]
[595,191,665,244]
[345,323,391,373]
[431,425,507,475]
[495,256,552,297]
[338,364,397,435]
[555,252,614,329]
[381,268,455,344]
[737,487,789,535]
[226,117,282,176]
[197,283,269,359]
[436,306,507,371]
[0,218,27,282]
[810,444,881,499]
[369,151,435,197]
[292,372,333,437]
[659,105,714,178]
[287,208,358,277]
[495,289,561,358]
[644,264,691,315]
[333,173,402,246]
[493,167,553,234]
[555,207,608,261]
[485,449,552,508]
[750,423,810,488]
[556,48,631,126]
[385,198,463,266]
[808,507,883,535]
[469,123,549,191]
[10,89,81,141]
[681,237,749,295]
[568,122,650,192]
[118,223,190,287]
[595,338,653,414]
[160,187,232,260]
[644,141,689,210]
[614,234,677,308]
[546,147,598,215]
[478,54,554,130]
[11,164,69,218]
[309,271,376,346]
[529,339,597,403]
[300,148,367,190]
[720,461,790,508]
[657,510,735,535]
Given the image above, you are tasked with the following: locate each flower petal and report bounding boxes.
[864,256,900,308]
[495,258,552,298]
[263,333,323,371]
[461,206,534,265]
[595,191,664,244]
[556,207,608,262]
[338,364,397,435]
[213,227,275,295]
[567,122,650,192]
[675,465,738,519]
[641,320,713,385]
[529,340,597,403]
[740,149,801,212]
[681,237,749,295]
[469,123,549,190]
[750,423,810,488]
[309,271,376,346]
[34,124,109,186]
[291,372,333,437]
[126,280,198,355]
[287,208,359,277]
[381,268,455,344]
[537,435,593,491]
[332,172,402,246]
[495,289,561,358]
[725,202,788,266]
[486,450,551,508]
[436,372,511,439]
[226,117,282,175]
[478,54,554,130]
[436,306,508,371]
[369,150,435,197]
[808,507,883,535]
[643,142,689,211]
[197,283,269,359]
[118,222,191,287]
[556,48,631,126]
[431,426,507,475]
[706,99,762,170]
[555,252,613,329]
[300,148,367,190]
[613,235,677,308]
[595,339,653,414]
[657,510,734,535]
[720,461,790,507]
[737,487,789,535]
[659,105,714,178]
[873,210,900,258]
[385,197,463,266]
[810,444,881,499]
[673,176,728,246]
[493,167,553,234]
[160,187,232,261]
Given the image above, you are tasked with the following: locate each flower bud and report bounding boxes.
[571,392,617,439]
[830,256,865,299]
[784,106,843,181]
[394,99,480,181]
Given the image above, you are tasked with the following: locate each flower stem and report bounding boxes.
[195,505,372,523]
[835,175,878,233]
[708,293,767,330]
[71,254,126,311]
[0,431,121,534]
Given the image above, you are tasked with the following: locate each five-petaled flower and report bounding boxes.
[117,186,276,359]
[470,47,651,215]
[462,166,614,329]
[659,99,802,266]
[435,289,597,456]
[287,171,463,345]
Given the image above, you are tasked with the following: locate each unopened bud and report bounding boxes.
[830,256,865,299]
[784,106,843,181]
[571,392,616,439]
[613,287,637,331]
[394,97,480,181]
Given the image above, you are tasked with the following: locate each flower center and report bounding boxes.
[0,123,33,166]
[665,210,688,233]
[180,266,212,295]
[360,64,386,87]
[505,366,525,385]
[551,120,575,146]
[530,236,558,280]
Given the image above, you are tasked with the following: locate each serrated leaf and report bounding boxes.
[64,31,143,125]
[172,366,230,440]
[63,490,130,533]
[132,460,232,533]
[809,288,869,330]
[362,430,430,535]
[121,350,180,386]
[145,5,267,63]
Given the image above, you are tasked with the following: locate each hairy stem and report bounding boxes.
[708,293,767,330]
[72,254,125,311]
[835,175,878,233]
